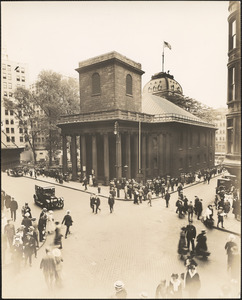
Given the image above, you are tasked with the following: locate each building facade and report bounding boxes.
[213,107,227,162]
[224,1,241,178]
[57,52,216,182]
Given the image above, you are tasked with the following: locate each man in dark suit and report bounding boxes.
[62,210,73,238]
[90,194,96,213]
[196,199,203,220]
[10,197,18,222]
[164,190,170,208]
[185,220,196,252]
[108,193,115,213]
[95,195,101,214]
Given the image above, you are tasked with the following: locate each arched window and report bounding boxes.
[126,74,132,95]
[92,73,100,95]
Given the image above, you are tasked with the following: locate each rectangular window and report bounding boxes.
[21,67,25,73]
[17,75,20,81]
[7,136,10,142]
[5,120,9,125]
[2,64,6,70]
[8,74,11,80]
[6,128,9,133]
[179,132,183,148]
[8,83,12,89]
[7,65,11,71]
[19,128,23,133]
[25,136,28,142]
[20,137,24,142]
[5,110,8,115]
[22,76,25,82]
[11,128,14,133]
[9,92,13,97]
[3,82,7,89]
[10,110,14,116]
[229,67,236,101]
[10,120,14,124]
[4,91,7,97]
[3,72,6,79]
[11,137,15,143]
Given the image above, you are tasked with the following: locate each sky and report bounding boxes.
[1,1,229,108]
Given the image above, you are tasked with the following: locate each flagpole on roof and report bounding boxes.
[162,41,165,72]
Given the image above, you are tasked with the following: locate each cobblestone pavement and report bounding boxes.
[1,172,241,298]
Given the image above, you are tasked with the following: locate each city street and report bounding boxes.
[2,172,241,298]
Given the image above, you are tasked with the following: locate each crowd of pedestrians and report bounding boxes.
[1,188,73,291]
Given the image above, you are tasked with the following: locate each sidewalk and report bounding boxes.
[25,173,241,236]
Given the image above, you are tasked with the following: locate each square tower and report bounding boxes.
[75,51,144,113]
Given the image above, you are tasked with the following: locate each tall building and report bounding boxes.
[1,49,29,169]
[224,1,241,178]
[57,51,216,182]
[214,107,228,162]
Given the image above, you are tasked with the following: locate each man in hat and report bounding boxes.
[217,206,225,228]
[196,199,203,220]
[23,232,35,266]
[28,226,38,258]
[111,280,127,298]
[108,193,115,213]
[4,219,15,249]
[62,210,73,238]
[10,197,18,222]
[21,213,32,235]
[90,193,96,213]
[185,220,196,253]
[21,203,32,218]
[164,190,171,208]
[194,196,199,215]
[184,264,201,298]
[94,195,101,214]
[187,201,194,222]
[40,247,57,289]
[38,209,47,242]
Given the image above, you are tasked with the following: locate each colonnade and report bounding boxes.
[62,131,172,182]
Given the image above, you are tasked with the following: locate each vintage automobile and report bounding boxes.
[33,185,64,210]
[7,166,24,177]
[216,178,232,194]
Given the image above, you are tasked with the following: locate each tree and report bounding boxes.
[33,70,79,166]
[164,94,216,123]
[3,87,44,164]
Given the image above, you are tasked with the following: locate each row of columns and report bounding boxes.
[62,131,171,182]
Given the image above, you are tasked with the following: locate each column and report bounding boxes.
[103,133,109,182]
[166,133,171,175]
[126,133,131,179]
[116,133,122,179]
[147,135,153,177]
[81,135,87,172]
[133,133,138,177]
[92,134,98,177]
[158,133,164,175]
[71,135,77,181]
[62,135,68,174]
[142,134,146,180]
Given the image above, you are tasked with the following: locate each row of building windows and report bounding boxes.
[5,110,14,116]
[4,136,45,143]
[2,64,25,73]
[2,73,25,81]
[92,73,133,96]
[3,91,13,97]
[215,144,226,150]
[3,82,12,89]
[216,129,226,134]
[5,119,14,125]
[216,137,225,141]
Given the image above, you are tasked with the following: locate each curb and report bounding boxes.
[24,174,240,236]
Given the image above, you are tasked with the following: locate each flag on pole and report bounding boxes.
[164,41,172,50]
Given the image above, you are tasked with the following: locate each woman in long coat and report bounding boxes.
[178,227,188,259]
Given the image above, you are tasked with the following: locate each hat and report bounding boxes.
[67,210,70,214]
[55,221,60,225]
[114,280,124,289]
[228,234,235,242]
[12,197,15,200]
[43,208,47,211]
[201,230,206,234]
[171,273,178,279]
[32,218,36,221]
[25,203,28,205]
[181,227,186,231]
[25,213,30,217]
[52,248,61,257]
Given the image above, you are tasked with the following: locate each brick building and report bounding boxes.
[57,51,216,182]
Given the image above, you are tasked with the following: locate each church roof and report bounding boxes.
[142,93,212,127]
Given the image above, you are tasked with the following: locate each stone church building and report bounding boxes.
[57,51,216,183]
